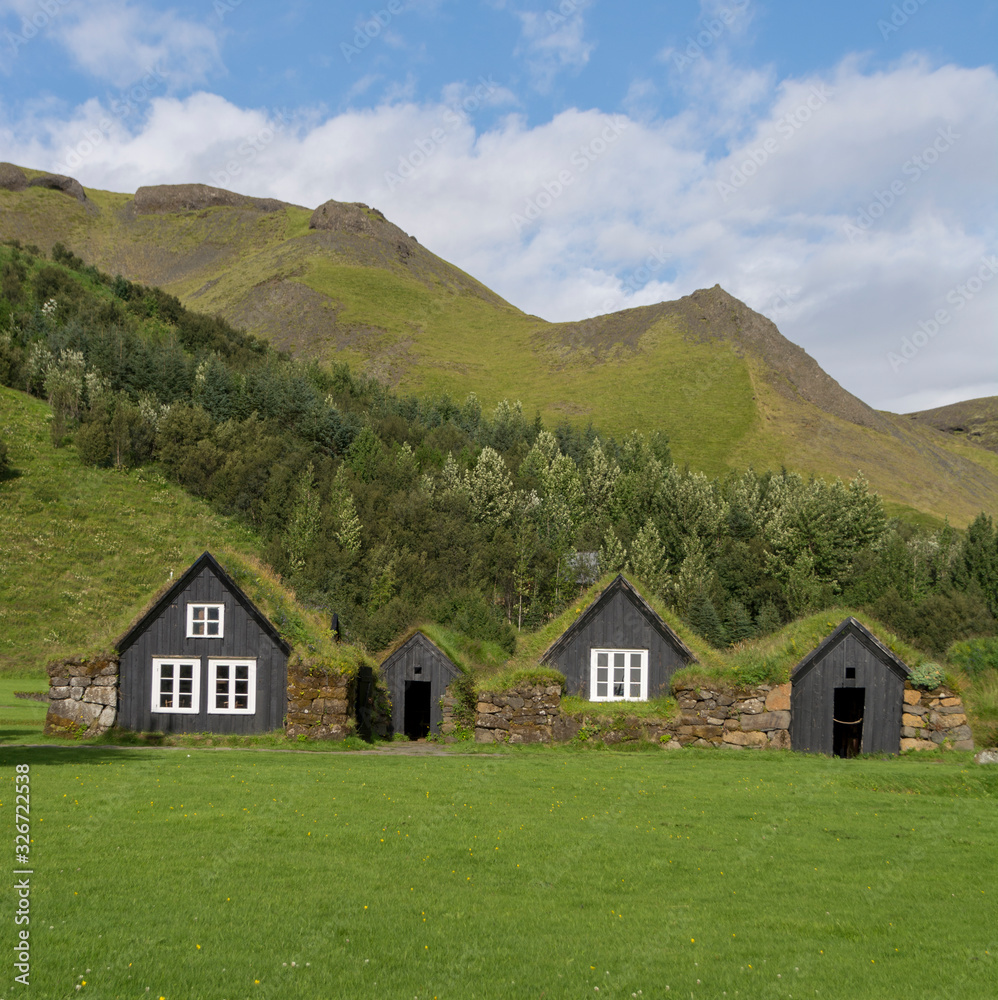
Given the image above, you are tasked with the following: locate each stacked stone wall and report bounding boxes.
[670,683,792,748]
[484,679,972,752]
[474,684,576,743]
[286,663,353,740]
[44,655,119,736]
[900,684,973,751]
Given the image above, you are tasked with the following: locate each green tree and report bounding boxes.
[598,527,627,574]
[466,446,514,528]
[687,591,726,647]
[285,462,322,573]
[627,520,669,597]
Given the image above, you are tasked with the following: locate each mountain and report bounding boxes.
[3,164,998,525]
[907,397,998,455]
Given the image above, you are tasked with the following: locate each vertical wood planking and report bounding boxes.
[119,560,289,735]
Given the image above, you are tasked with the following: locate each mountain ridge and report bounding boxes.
[2,164,997,524]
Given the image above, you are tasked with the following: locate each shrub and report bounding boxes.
[908,661,944,689]
[947,637,998,678]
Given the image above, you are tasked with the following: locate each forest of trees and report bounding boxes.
[2,239,997,655]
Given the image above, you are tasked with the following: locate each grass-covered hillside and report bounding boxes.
[3,170,998,524]
[0,385,352,675]
[908,396,998,455]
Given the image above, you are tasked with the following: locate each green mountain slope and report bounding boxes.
[3,166,998,524]
[907,397,998,455]
[0,386,263,673]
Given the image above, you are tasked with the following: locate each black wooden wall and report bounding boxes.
[379,633,461,736]
[545,586,690,698]
[791,630,905,754]
[118,563,288,734]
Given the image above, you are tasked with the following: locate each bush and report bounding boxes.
[947,637,998,678]
[908,661,944,689]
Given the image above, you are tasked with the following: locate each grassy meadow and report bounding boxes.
[1,746,995,1000]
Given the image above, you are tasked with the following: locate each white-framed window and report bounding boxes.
[151,658,200,713]
[187,603,224,638]
[207,659,257,715]
[589,649,648,701]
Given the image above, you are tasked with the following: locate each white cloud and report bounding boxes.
[514,1,594,91]
[1,55,994,413]
[0,1,222,88]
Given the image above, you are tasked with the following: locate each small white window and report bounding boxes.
[152,659,200,714]
[187,603,224,638]
[207,659,257,715]
[589,649,648,701]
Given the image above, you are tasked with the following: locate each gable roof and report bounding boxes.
[540,573,696,666]
[790,616,910,683]
[379,630,463,680]
[116,550,291,656]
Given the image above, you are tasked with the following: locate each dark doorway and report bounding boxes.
[833,687,865,758]
[354,666,374,742]
[403,680,432,739]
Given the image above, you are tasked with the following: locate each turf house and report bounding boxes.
[790,617,909,757]
[541,574,696,701]
[379,630,462,739]
[116,551,291,734]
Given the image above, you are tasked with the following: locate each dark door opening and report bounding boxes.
[403,680,432,740]
[354,666,374,742]
[833,687,865,758]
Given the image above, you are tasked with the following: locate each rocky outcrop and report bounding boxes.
[0,163,28,191]
[28,172,88,202]
[134,183,287,214]
[44,654,118,736]
[309,199,419,260]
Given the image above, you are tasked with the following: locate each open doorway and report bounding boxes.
[403,680,432,739]
[833,687,865,758]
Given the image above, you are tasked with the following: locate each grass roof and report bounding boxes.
[375,623,509,675]
[215,549,376,678]
[671,607,927,690]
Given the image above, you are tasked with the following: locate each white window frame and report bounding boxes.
[186,602,225,639]
[151,658,201,714]
[207,659,257,715]
[589,648,648,702]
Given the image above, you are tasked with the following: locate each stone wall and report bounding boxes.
[474,684,576,743]
[490,679,973,752]
[900,684,973,751]
[285,662,353,740]
[671,683,792,748]
[44,655,119,736]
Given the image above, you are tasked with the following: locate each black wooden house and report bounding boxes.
[379,631,461,739]
[541,575,696,701]
[790,617,910,757]
[117,552,290,734]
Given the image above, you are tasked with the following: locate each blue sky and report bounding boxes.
[1,0,996,412]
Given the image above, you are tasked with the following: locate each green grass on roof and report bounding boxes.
[671,607,926,690]
[502,572,723,676]
[376,623,509,676]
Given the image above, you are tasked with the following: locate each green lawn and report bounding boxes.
[2,746,994,999]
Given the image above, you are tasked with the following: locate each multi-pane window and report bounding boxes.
[151,659,200,713]
[207,659,256,715]
[187,603,224,638]
[589,649,648,701]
